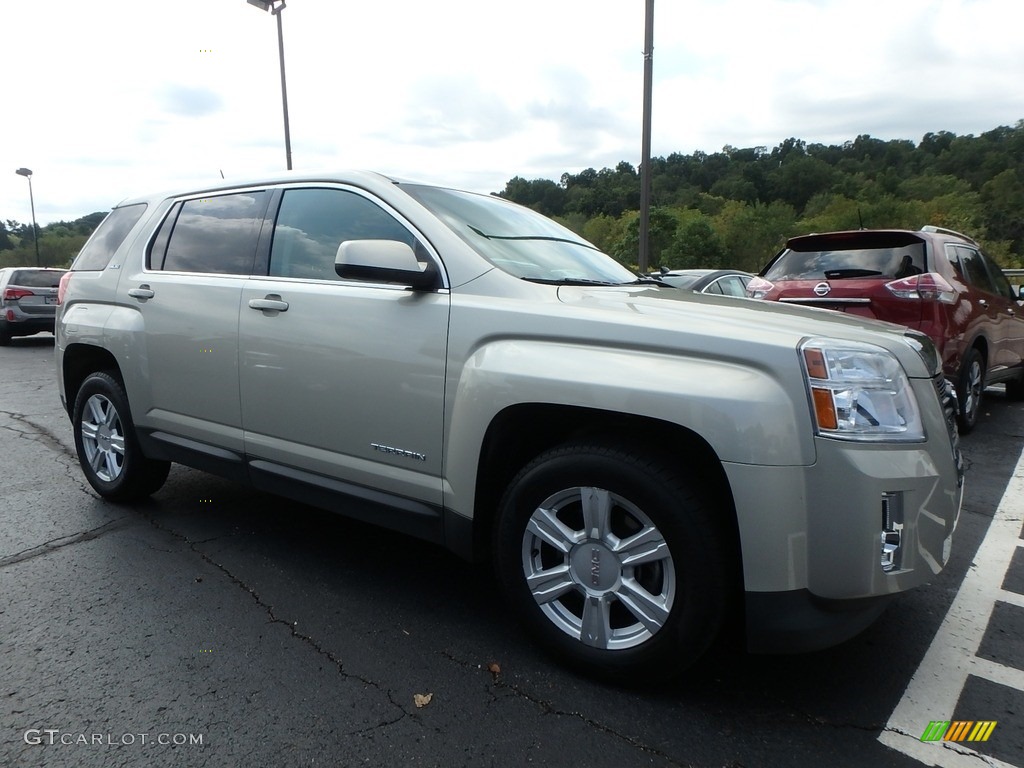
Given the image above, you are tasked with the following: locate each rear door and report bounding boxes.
[952,244,1024,372]
[238,185,450,509]
[119,189,270,453]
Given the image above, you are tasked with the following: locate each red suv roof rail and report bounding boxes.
[919,225,978,246]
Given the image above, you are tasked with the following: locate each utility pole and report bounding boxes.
[638,0,654,273]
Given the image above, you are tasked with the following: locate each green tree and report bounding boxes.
[662,217,726,269]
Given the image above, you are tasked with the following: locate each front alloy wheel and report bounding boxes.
[496,442,732,681]
[522,486,674,651]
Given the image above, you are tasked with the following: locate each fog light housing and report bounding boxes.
[881,492,904,572]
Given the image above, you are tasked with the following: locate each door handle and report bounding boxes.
[978,299,989,308]
[128,285,155,300]
[248,296,289,312]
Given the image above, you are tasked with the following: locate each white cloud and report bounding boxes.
[1,0,1021,224]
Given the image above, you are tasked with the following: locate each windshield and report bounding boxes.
[402,184,636,284]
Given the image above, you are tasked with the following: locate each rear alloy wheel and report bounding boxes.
[956,348,985,433]
[73,372,170,501]
[495,443,731,682]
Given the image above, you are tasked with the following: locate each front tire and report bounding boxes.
[72,371,170,501]
[956,348,985,433]
[494,442,732,682]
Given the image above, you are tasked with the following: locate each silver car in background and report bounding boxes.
[0,267,67,345]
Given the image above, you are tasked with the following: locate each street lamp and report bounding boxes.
[247,0,293,170]
[14,167,41,267]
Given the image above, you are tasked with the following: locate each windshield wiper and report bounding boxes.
[630,277,677,287]
[823,268,884,279]
[468,225,599,250]
[521,277,618,286]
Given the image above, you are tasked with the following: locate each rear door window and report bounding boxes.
[156,191,269,274]
[73,203,148,271]
[955,246,999,295]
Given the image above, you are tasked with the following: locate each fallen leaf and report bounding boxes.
[413,693,433,708]
[487,662,501,677]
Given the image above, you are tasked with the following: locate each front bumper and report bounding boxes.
[725,374,963,650]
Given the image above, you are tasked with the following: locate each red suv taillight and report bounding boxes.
[746,276,775,299]
[885,272,956,303]
[57,272,72,305]
[2,287,34,301]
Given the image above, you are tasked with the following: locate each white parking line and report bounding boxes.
[879,446,1024,767]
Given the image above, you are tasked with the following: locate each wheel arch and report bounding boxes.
[61,343,123,417]
[470,403,742,576]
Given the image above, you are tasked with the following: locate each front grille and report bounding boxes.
[935,375,964,487]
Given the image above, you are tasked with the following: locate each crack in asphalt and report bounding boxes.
[439,649,695,767]
[0,516,134,568]
[0,410,77,461]
[882,725,1004,766]
[136,512,415,735]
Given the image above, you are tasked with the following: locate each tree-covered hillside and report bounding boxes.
[0,213,106,269]
[498,121,1024,272]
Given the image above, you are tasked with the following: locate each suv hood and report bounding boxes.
[555,284,939,378]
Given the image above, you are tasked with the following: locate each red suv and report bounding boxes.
[747,226,1024,432]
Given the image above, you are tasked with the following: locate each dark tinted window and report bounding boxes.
[10,269,66,287]
[73,203,148,271]
[148,202,182,270]
[268,188,415,281]
[765,242,926,281]
[956,246,998,294]
[981,250,1018,301]
[161,192,268,274]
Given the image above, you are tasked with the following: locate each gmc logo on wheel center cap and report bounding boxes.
[813,282,831,296]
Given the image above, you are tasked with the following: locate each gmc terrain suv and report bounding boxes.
[56,172,963,680]
[747,226,1024,432]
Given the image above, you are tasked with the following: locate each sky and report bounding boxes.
[1,0,1022,226]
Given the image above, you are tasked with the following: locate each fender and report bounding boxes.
[442,337,816,520]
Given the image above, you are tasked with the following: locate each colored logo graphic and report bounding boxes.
[920,721,997,742]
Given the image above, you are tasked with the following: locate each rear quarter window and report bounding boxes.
[73,203,148,271]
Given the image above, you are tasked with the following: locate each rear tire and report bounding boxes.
[956,348,985,433]
[72,371,170,501]
[494,442,732,683]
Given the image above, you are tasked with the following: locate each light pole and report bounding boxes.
[247,0,293,170]
[638,0,654,273]
[15,168,41,267]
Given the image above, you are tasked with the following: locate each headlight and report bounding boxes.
[800,338,924,442]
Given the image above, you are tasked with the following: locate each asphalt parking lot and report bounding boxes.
[2,335,1023,768]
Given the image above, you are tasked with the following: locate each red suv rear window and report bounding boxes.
[764,234,927,282]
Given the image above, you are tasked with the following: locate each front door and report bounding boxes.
[238,186,449,507]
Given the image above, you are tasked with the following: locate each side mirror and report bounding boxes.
[335,240,439,291]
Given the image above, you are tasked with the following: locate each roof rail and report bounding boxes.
[920,225,978,246]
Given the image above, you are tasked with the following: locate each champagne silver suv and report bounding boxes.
[56,172,963,681]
